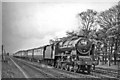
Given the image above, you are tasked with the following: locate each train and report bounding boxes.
[13,36,97,74]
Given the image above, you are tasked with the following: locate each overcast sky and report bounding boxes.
[2,0,119,54]
[0,2,1,54]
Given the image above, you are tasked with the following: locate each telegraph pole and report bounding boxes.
[2,45,4,61]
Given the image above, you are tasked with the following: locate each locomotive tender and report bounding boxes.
[14,36,96,73]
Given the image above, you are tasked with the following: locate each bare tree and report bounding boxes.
[78,9,98,38]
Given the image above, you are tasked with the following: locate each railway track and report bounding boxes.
[13,57,95,78]
[91,71,117,79]
[50,62,118,79]
[12,57,119,79]
[11,57,59,78]
[55,66,118,79]
[94,67,118,78]
[92,68,118,79]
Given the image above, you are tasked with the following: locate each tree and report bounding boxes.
[97,2,120,65]
[78,9,98,38]
[107,3,120,65]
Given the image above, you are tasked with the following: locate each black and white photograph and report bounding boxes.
[1,0,120,79]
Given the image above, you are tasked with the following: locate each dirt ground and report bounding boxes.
[2,56,25,78]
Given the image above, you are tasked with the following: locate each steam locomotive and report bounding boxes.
[13,36,96,74]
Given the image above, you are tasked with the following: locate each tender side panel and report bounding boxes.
[44,45,55,59]
[44,45,52,59]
